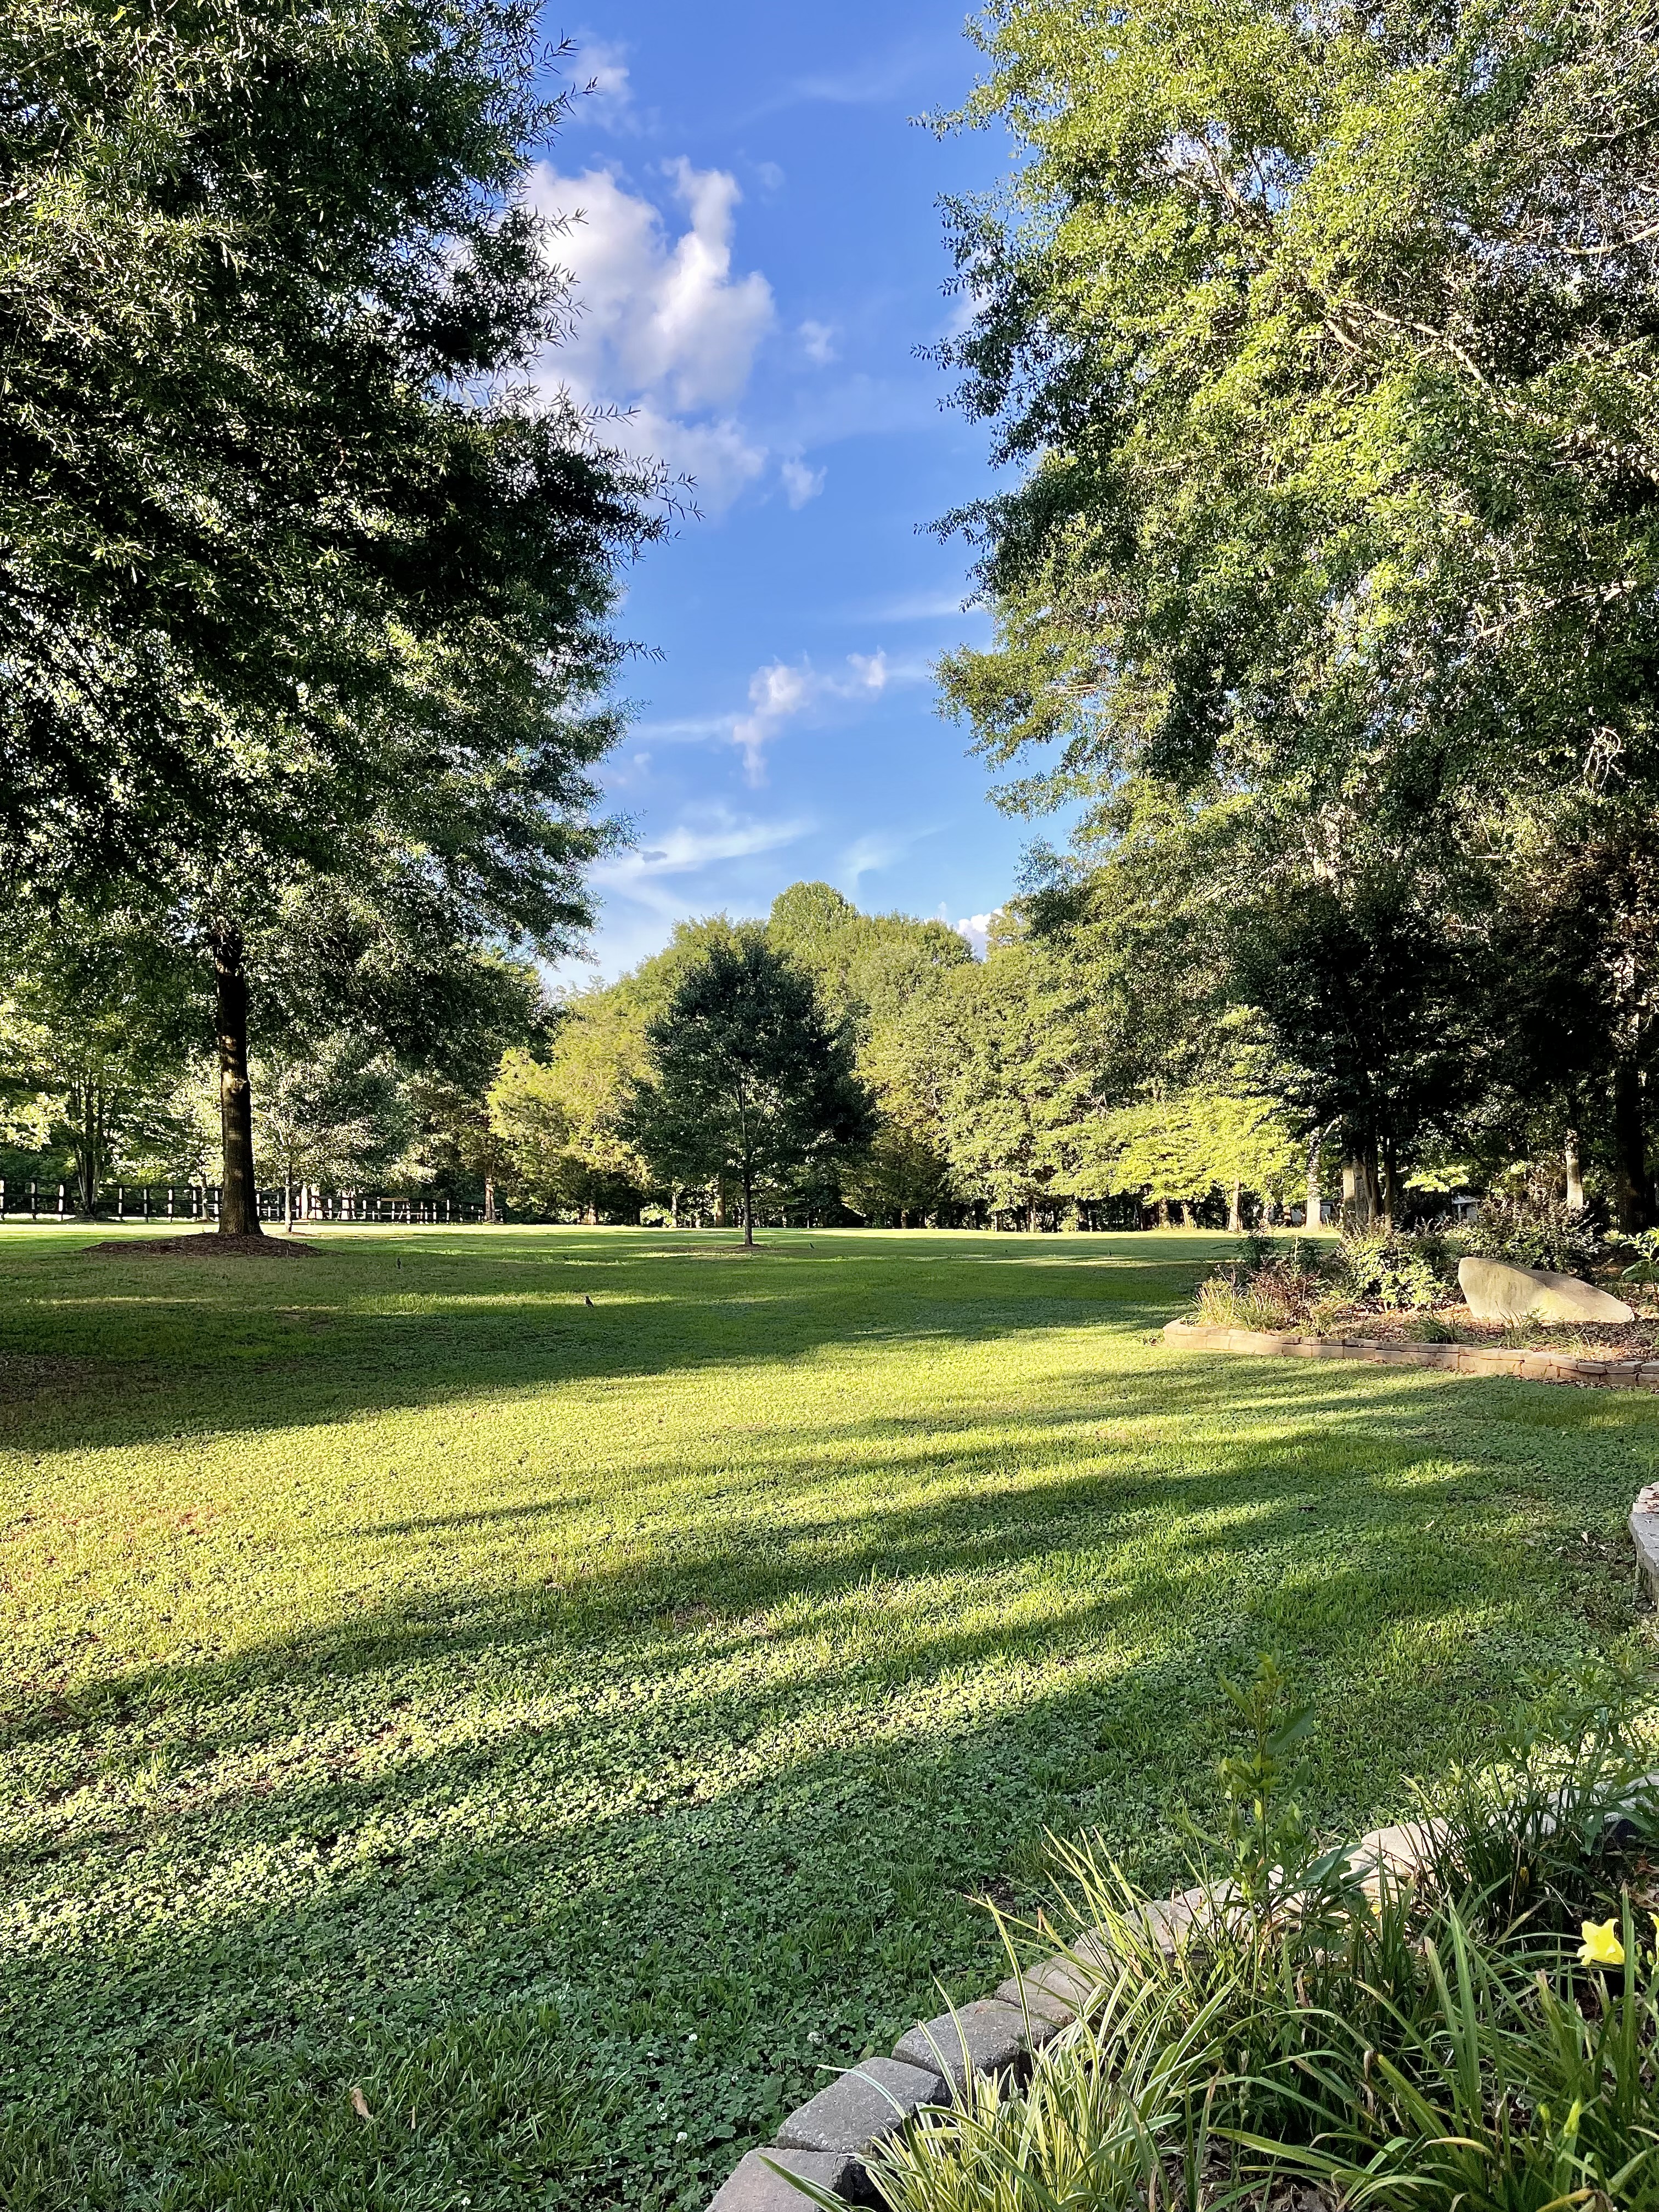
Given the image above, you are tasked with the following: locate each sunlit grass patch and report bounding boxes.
[0,1224,1652,2208]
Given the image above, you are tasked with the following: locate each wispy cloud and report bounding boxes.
[780,456,826,509]
[594,809,812,915]
[840,828,934,889]
[567,35,640,132]
[732,650,891,780]
[755,40,949,114]
[857,586,973,623]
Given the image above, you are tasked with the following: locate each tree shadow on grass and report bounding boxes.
[2,1453,1644,2210]
[4,1237,1657,2207]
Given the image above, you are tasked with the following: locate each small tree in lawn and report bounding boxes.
[253,1038,412,1232]
[622,932,873,1245]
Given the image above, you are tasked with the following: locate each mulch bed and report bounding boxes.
[1326,1301,1659,1361]
[86,1234,315,1259]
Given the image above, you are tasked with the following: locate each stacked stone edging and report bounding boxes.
[1163,1316,1659,1389]
[707,1818,1448,2208]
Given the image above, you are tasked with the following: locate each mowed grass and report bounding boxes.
[0,1225,1655,2210]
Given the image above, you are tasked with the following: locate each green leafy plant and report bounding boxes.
[1609,1229,1659,1284]
[1421,1657,1659,1939]
[1462,1194,1604,1277]
[1333,1226,1455,1312]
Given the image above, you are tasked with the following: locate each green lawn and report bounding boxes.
[0,1224,1653,2210]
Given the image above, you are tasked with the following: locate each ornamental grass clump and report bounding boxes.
[1193,1239,1330,1330]
[852,1660,1659,2212]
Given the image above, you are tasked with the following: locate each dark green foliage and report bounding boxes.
[932,0,1659,1224]
[1,0,661,927]
[620,930,875,1241]
[1463,1193,1607,1278]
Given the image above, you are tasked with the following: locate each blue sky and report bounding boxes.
[528,4,1035,983]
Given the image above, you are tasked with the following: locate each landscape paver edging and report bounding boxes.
[706,1816,1455,2208]
[1162,1316,1659,1389]
[707,1441,1658,2208]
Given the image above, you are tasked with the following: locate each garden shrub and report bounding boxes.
[1460,1192,1604,1277]
[1330,1224,1456,1310]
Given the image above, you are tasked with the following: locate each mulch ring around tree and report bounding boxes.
[86,1234,315,1259]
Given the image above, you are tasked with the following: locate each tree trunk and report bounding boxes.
[1612,1060,1651,1229]
[484,1174,495,1223]
[1156,1197,1170,1229]
[1180,1201,1197,1230]
[1305,1125,1326,1229]
[284,1178,294,1234]
[1565,1125,1585,1214]
[1341,1138,1379,1230]
[1228,1180,1243,1234]
[212,922,260,1237]
[742,1165,754,1248]
[1381,1135,1403,1227]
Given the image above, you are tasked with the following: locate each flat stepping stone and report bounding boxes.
[775,2053,947,2154]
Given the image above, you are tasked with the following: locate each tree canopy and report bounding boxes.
[2,0,664,1228]
[620,930,875,1245]
[932,0,1659,1224]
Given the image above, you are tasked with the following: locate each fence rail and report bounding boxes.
[0,1181,492,1226]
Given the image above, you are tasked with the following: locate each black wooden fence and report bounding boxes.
[0,1182,492,1225]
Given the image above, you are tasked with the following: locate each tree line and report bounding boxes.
[926,0,1659,1232]
[7,0,1658,1238]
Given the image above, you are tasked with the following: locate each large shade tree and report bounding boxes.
[935,0,1659,1217]
[1,0,663,1231]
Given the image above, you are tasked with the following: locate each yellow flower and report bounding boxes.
[1578,1919,1625,1968]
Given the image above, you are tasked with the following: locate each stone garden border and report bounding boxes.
[1163,1316,1659,1389]
[704,1340,1659,2210]
[707,1817,1447,2209]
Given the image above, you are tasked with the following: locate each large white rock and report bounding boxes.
[1458,1255,1634,1327]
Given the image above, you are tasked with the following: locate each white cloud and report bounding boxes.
[731,650,889,780]
[953,911,1001,957]
[840,833,914,886]
[549,807,816,985]
[799,319,838,365]
[595,810,809,901]
[781,456,826,509]
[569,37,636,130]
[862,587,971,622]
[536,159,773,410]
[528,159,775,512]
